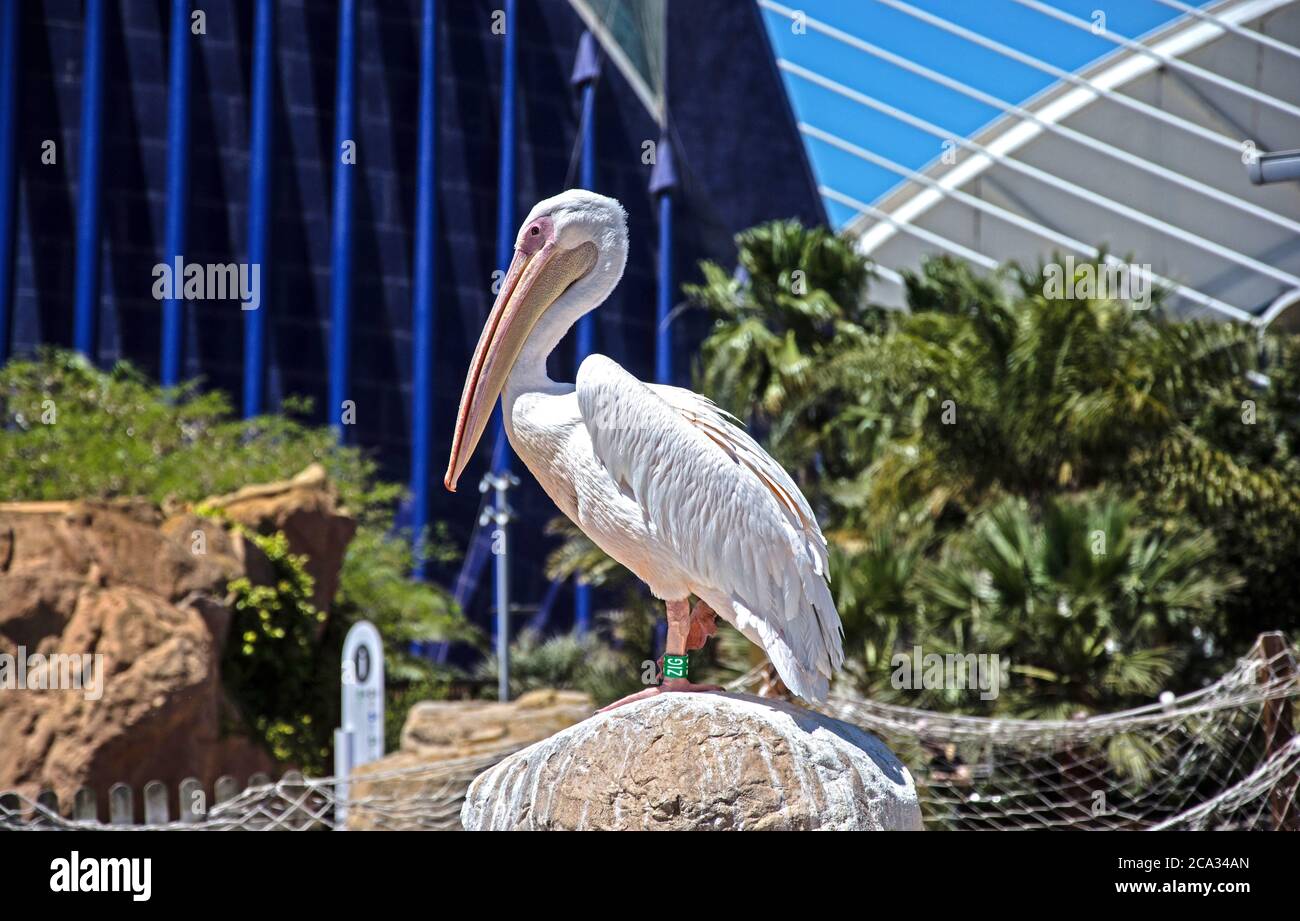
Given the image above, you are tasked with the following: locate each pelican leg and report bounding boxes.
[684,598,718,651]
[597,598,723,712]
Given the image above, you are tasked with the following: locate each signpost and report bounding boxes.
[334,621,384,826]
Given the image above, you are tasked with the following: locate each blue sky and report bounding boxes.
[761,0,1208,227]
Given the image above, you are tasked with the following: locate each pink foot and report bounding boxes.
[598,678,725,713]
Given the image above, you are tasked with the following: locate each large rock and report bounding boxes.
[196,463,356,612]
[0,500,237,603]
[461,693,923,831]
[0,582,276,817]
[0,468,358,818]
[400,688,595,757]
[346,689,594,830]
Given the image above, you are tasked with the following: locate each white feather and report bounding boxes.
[505,354,844,702]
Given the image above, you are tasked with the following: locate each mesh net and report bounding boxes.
[816,635,1300,830]
[2,636,1295,831]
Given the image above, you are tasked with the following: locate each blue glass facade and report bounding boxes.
[4,0,822,631]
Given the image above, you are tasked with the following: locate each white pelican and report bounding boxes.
[445,190,844,708]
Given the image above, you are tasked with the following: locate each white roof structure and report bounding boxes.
[764,0,1300,328]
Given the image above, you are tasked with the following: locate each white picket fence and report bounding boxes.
[0,745,514,830]
[0,771,317,829]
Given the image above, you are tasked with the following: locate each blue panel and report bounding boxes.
[655,188,673,386]
[160,0,190,387]
[243,0,274,416]
[489,0,517,645]
[329,0,357,437]
[0,0,18,361]
[410,0,438,574]
[573,60,597,635]
[72,0,105,359]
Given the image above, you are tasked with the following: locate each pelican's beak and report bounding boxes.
[444,237,597,491]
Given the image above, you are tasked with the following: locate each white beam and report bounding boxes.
[783,60,1300,289]
[1153,0,1300,62]
[802,122,1258,323]
[1013,0,1300,120]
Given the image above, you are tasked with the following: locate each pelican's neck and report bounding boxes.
[504,310,572,400]
[504,232,625,407]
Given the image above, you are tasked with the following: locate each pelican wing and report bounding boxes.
[575,355,844,701]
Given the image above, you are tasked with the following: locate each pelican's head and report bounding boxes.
[444,190,628,491]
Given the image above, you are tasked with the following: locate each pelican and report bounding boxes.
[445,190,844,708]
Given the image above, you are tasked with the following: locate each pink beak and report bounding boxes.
[444,223,598,491]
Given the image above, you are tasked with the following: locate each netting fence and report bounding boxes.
[820,633,1299,830]
[2,634,1295,831]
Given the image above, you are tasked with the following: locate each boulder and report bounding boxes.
[0,500,235,603]
[345,689,594,830]
[0,470,359,819]
[461,693,923,831]
[401,688,595,757]
[196,464,356,611]
[0,583,277,818]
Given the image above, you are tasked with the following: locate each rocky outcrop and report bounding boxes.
[400,688,595,757]
[461,693,923,831]
[197,464,356,612]
[0,500,238,603]
[0,583,273,817]
[346,689,594,830]
[0,466,358,818]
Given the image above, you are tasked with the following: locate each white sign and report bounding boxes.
[334,621,384,826]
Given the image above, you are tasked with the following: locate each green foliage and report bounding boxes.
[1126,335,1300,639]
[223,530,333,771]
[913,494,1237,718]
[830,509,934,694]
[0,349,469,763]
[688,224,1298,719]
[687,220,884,488]
[0,350,378,510]
[824,257,1258,520]
[475,629,644,704]
[334,525,476,685]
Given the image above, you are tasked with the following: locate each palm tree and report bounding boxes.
[913,493,1238,719]
[687,220,882,493]
[550,220,1295,717]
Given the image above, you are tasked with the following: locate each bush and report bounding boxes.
[0,349,470,767]
[682,228,1296,714]
[223,530,332,770]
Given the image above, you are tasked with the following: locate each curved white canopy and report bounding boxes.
[769,0,1300,327]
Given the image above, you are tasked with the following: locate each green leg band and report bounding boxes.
[662,653,689,682]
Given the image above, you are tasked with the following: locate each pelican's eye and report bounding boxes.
[520,215,554,254]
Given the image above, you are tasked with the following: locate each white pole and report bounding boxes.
[480,472,518,701]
